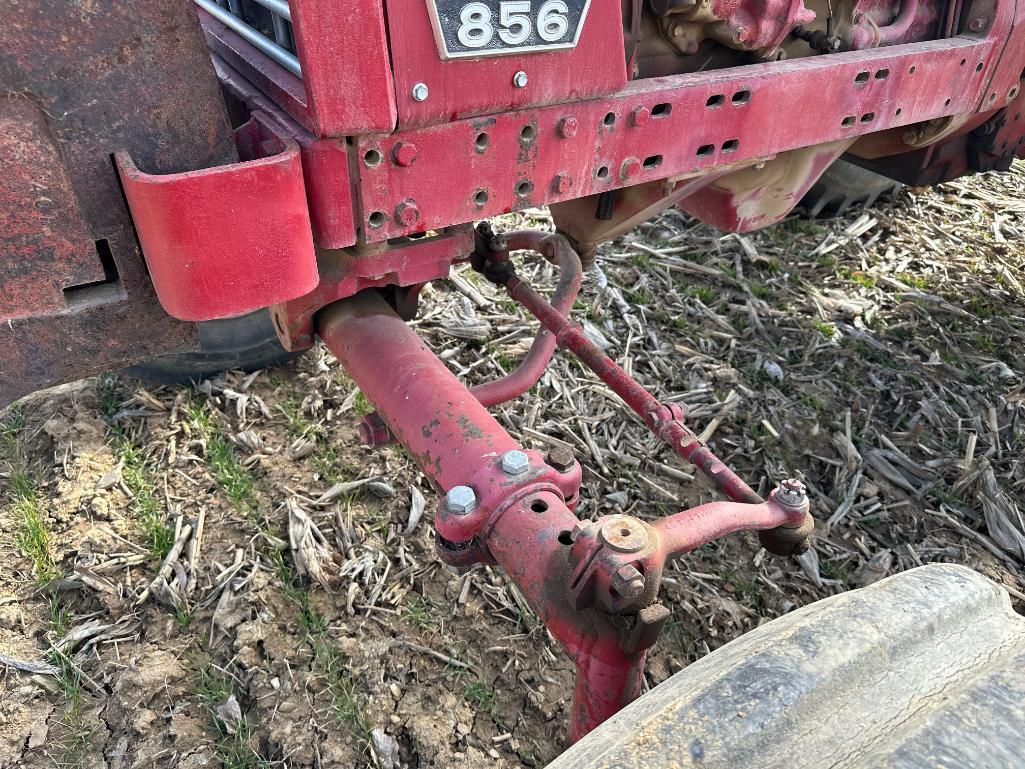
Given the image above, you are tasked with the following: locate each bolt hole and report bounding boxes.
[474,189,489,206]
[855,71,870,84]
[861,112,875,123]
[368,211,386,229]
[909,65,917,74]
[619,527,631,537]
[945,98,952,106]
[515,180,533,197]
[960,58,967,66]
[652,102,673,117]
[603,112,617,127]
[841,115,856,127]
[558,529,574,545]
[1009,87,1019,99]
[721,138,739,152]
[643,154,663,169]
[875,68,889,79]
[989,92,996,102]
[520,124,536,142]
[531,499,549,513]
[475,132,490,152]
[731,89,751,105]
[596,165,610,180]
[976,62,984,72]
[696,143,715,158]
[363,148,382,167]
[895,107,903,116]
[706,94,725,109]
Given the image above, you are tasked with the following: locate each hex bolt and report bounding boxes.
[447,485,478,515]
[552,173,574,195]
[411,82,429,102]
[394,200,420,227]
[557,116,578,139]
[501,450,530,475]
[545,445,576,473]
[777,478,808,507]
[392,141,419,167]
[969,16,987,31]
[512,71,529,88]
[630,106,650,128]
[621,157,642,181]
[611,564,645,600]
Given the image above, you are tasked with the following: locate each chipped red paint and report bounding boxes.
[117,114,318,322]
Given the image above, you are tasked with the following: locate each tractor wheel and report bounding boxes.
[125,309,301,384]
[550,564,1025,769]
[801,158,903,216]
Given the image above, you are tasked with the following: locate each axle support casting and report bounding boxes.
[316,231,813,743]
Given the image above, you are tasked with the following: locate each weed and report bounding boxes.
[110,428,174,559]
[193,664,271,769]
[13,488,59,583]
[462,678,498,719]
[352,390,373,417]
[46,596,92,767]
[404,595,437,631]
[186,400,257,510]
[685,285,716,304]
[811,319,837,338]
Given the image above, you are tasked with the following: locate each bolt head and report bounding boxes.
[411,82,429,102]
[557,117,578,139]
[512,71,529,88]
[447,486,478,515]
[545,446,576,473]
[778,478,808,506]
[630,106,650,128]
[611,564,645,599]
[392,142,419,167]
[552,173,573,195]
[501,450,530,475]
[969,15,987,31]
[620,157,642,181]
[394,200,420,227]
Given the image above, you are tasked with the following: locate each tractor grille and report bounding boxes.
[195,0,301,77]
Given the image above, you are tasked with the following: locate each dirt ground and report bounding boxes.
[2,162,1023,769]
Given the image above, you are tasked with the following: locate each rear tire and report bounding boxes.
[800,158,903,216]
[125,309,301,384]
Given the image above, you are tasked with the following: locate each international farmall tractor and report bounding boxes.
[2,0,1024,764]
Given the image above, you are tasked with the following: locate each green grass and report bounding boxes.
[352,390,373,417]
[404,595,437,631]
[186,400,257,510]
[3,406,60,583]
[110,429,174,559]
[267,548,370,741]
[279,395,322,440]
[193,664,271,769]
[811,319,837,338]
[462,678,498,719]
[46,596,93,767]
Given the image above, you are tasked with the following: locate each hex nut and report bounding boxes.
[545,446,576,473]
[501,450,530,475]
[611,564,645,599]
[778,478,808,507]
[557,117,579,139]
[446,486,477,515]
[392,142,419,167]
[394,200,420,227]
[411,82,429,102]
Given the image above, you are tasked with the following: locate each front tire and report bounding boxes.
[125,309,301,383]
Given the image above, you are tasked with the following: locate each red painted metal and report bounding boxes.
[199,0,396,136]
[315,259,813,741]
[383,0,628,129]
[213,57,358,250]
[469,229,583,407]
[354,37,1007,241]
[270,228,475,351]
[116,113,318,322]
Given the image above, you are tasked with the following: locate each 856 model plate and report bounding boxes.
[426,0,590,59]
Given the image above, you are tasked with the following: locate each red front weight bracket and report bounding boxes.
[316,230,813,744]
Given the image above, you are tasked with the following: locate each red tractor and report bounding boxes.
[2,0,1024,762]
